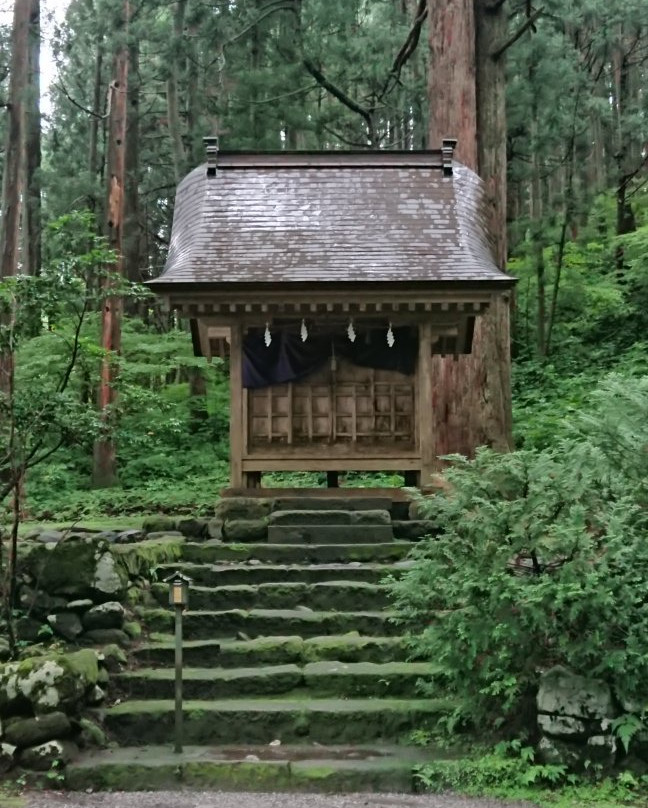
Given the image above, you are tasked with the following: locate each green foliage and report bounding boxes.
[415,746,648,806]
[0,212,126,509]
[390,376,648,731]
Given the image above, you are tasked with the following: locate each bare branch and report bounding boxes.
[303,58,372,127]
[492,6,544,60]
[55,80,107,119]
[379,0,427,101]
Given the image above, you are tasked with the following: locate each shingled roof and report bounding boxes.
[151,149,512,290]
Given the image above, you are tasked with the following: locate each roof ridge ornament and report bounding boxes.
[442,137,457,177]
[204,136,219,177]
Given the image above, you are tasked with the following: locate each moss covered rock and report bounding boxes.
[0,741,16,774]
[216,497,274,520]
[77,717,107,748]
[0,649,99,716]
[83,628,130,647]
[98,644,127,672]
[223,519,268,542]
[82,602,125,631]
[112,538,184,580]
[18,738,78,771]
[47,612,83,641]
[23,537,127,602]
[4,712,71,748]
[142,515,177,534]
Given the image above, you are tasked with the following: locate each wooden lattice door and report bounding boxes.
[247,358,416,450]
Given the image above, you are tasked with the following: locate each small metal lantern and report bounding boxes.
[164,571,192,608]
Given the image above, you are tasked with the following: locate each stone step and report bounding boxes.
[139,607,401,640]
[392,520,440,541]
[272,496,395,512]
[117,661,439,700]
[151,581,390,612]
[181,541,413,565]
[103,697,453,746]
[266,524,394,545]
[268,509,392,526]
[65,744,434,793]
[156,561,410,587]
[133,634,409,668]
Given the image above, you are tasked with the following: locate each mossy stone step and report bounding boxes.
[134,634,408,668]
[272,496,394,512]
[267,524,394,545]
[150,581,390,612]
[103,697,453,745]
[181,542,413,565]
[303,661,440,697]
[117,664,304,699]
[392,520,440,540]
[116,661,439,700]
[156,561,410,587]
[268,509,392,526]
[139,607,400,640]
[65,744,433,793]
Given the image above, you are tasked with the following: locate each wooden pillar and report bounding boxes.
[229,322,244,488]
[418,322,435,486]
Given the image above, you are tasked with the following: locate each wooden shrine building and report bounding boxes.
[151,140,514,489]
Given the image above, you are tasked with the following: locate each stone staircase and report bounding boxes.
[66,492,454,792]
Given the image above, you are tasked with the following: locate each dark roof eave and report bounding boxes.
[148,277,517,293]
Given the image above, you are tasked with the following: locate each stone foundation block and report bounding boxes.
[223,519,268,542]
[217,498,274,520]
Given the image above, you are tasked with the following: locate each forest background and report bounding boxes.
[0,0,647,521]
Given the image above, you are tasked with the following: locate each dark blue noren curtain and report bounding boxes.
[242,327,417,389]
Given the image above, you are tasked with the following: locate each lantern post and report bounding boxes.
[164,571,192,753]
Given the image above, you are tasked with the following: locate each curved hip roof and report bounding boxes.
[151,151,513,290]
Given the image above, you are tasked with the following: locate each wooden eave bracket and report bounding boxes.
[442,137,458,176]
[204,135,219,176]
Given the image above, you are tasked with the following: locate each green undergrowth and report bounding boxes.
[415,747,648,807]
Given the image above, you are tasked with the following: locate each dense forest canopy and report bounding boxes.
[0,0,646,517]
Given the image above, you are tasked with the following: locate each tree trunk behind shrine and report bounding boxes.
[425,0,512,469]
[92,0,130,488]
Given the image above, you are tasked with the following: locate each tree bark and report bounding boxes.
[427,0,477,167]
[124,35,141,288]
[24,0,41,276]
[88,23,104,212]
[92,0,130,488]
[167,0,188,183]
[424,0,512,470]
[0,0,31,281]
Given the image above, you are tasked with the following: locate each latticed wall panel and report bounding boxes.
[248,360,415,448]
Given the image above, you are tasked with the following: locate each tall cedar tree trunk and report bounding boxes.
[167,0,188,183]
[88,12,104,212]
[0,0,30,282]
[425,0,512,467]
[1,0,30,465]
[283,0,304,149]
[124,36,141,290]
[92,0,130,487]
[165,0,208,425]
[0,0,32,652]
[24,0,41,276]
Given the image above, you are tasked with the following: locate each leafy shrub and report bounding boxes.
[390,376,648,731]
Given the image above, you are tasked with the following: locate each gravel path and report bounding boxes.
[23,791,537,808]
